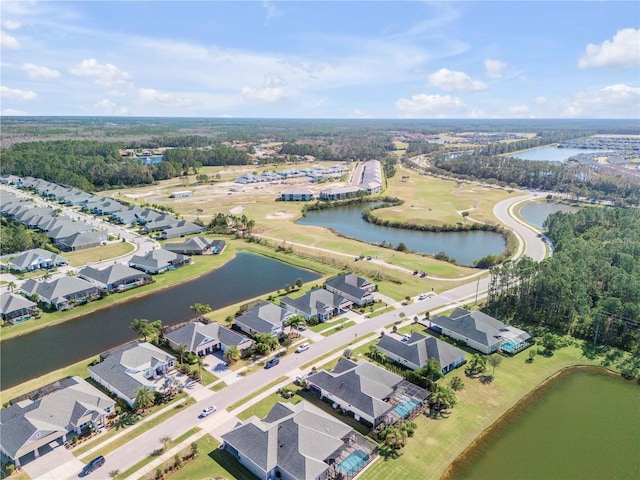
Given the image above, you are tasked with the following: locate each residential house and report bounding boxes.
[89,342,176,407]
[111,206,145,226]
[428,307,531,354]
[142,214,179,232]
[160,220,205,239]
[128,248,190,274]
[6,249,68,272]
[56,231,108,251]
[135,208,164,225]
[234,301,293,338]
[20,277,101,310]
[280,188,315,201]
[221,401,377,480]
[280,289,352,322]
[0,293,37,324]
[0,376,115,467]
[78,263,151,292]
[319,186,364,201]
[166,321,254,355]
[324,273,375,307]
[306,359,430,427]
[164,237,226,255]
[376,332,465,375]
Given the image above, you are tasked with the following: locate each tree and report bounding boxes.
[285,315,306,337]
[109,470,120,479]
[131,318,162,342]
[159,435,172,452]
[190,441,199,456]
[196,173,209,184]
[343,348,352,359]
[133,386,155,413]
[42,270,52,281]
[161,375,182,398]
[462,211,470,221]
[224,345,240,364]
[190,303,212,315]
[489,354,503,375]
[528,349,537,363]
[295,278,303,289]
[175,344,187,365]
[367,345,383,362]
[449,375,465,391]
[430,383,457,410]
[465,354,488,376]
[254,332,279,354]
[7,281,16,292]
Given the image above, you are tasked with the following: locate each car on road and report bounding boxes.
[82,456,105,475]
[418,293,429,300]
[295,342,310,353]
[200,406,216,417]
[265,357,280,369]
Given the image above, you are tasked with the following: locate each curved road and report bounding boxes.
[27,192,547,480]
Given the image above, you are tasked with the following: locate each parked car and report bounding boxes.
[418,293,429,300]
[295,342,310,353]
[82,456,105,475]
[265,357,280,369]
[200,405,216,418]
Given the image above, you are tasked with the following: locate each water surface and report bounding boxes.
[296,203,506,266]
[520,202,580,229]
[1,252,320,390]
[446,368,640,480]
[511,147,603,162]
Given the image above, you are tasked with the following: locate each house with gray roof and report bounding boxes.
[305,359,430,426]
[129,248,190,274]
[319,185,364,201]
[111,205,145,226]
[235,301,293,338]
[0,293,37,325]
[222,401,377,480]
[6,248,68,272]
[166,321,254,355]
[428,307,531,354]
[135,208,164,224]
[20,277,101,310]
[160,220,205,239]
[56,230,108,251]
[0,376,115,467]
[164,237,226,255]
[89,342,176,407]
[143,214,179,232]
[280,188,315,201]
[78,263,151,291]
[325,272,374,307]
[47,220,93,241]
[376,332,465,374]
[280,289,352,322]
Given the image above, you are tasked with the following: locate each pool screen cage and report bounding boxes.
[326,432,378,480]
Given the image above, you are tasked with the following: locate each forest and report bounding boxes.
[0,219,54,255]
[486,206,640,353]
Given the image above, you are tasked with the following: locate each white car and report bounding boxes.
[200,406,216,418]
[295,343,310,353]
[418,293,430,300]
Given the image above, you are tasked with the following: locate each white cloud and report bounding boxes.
[94,98,130,115]
[0,86,38,101]
[579,28,640,69]
[350,109,374,119]
[484,59,507,79]
[2,20,21,30]
[565,84,639,117]
[1,108,27,115]
[0,30,20,49]
[137,88,190,106]
[427,68,487,92]
[21,62,61,80]
[70,59,130,87]
[507,105,531,117]
[262,1,282,21]
[395,93,465,116]
[242,86,290,103]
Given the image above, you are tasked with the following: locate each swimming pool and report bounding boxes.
[392,397,421,418]
[337,449,369,475]
[501,342,517,352]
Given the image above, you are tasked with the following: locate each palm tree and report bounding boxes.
[285,315,306,337]
[254,333,279,354]
[42,270,52,281]
[175,344,187,365]
[7,281,16,293]
[133,386,155,413]
[430,384,457,411]
[223,346,240,365]
[368,345,382,362]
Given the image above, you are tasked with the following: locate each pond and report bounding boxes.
[296,203,506,266]
[444,368,640,480]
[1,252,320,390]
[510,147,603,162]
[519,202,580,229]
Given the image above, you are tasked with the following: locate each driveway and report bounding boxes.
[23,445,85,480]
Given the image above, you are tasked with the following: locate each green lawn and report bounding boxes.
[226,376,289,412]
[309,317,347,332]
[321,320,356,336]
[64,241,135,266]
[168,435,256,480]
[237,391,302,421]
[360,342,629,480]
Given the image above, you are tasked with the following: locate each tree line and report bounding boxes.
[485,206,640,352]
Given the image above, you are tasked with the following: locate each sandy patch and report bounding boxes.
[265,211,295,220]
[125,192,155,199]
[230,206,246,214]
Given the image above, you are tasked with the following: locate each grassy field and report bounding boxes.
[236,391,302,421]
[321,320,356,336]
[64,241,135,266]
[227,376,289,412]
[360,342,631,480]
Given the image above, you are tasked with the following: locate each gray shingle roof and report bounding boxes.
[78,263,149,288]
[325,273,373,301]
[235,301,291,334]
[376,332,465,371]
[56,231,107,249]
[0,293,36,316]
[166,322,252,352]
[20,277,101,304]
[7,248,67,271]
[129,248,188,271]
[222,401,352,480]
[431,308,509,348]
[280,289,349,318]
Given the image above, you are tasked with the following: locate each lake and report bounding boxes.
[296,203,506,266]
[0,252,320,390]
[511,147,603,162]
[445,368,640,480]
[519,202,580,229]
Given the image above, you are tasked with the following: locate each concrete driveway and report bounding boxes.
[23,445,86,480]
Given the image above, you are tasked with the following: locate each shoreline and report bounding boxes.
[439,364,625,480]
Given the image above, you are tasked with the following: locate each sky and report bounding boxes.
[1,1,639,119]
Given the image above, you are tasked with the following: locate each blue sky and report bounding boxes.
[1,1,639,118]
